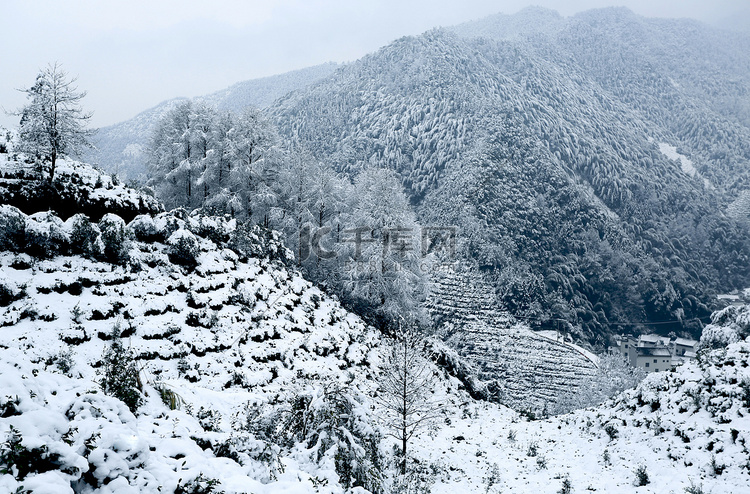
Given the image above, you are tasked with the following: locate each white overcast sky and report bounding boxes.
[1,0,746,128]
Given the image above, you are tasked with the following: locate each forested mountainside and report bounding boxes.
[268,7,750,344]
[85,63,338,181]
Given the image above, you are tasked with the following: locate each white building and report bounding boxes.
[612,334,697,373]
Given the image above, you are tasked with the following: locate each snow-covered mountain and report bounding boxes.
[84,63,339,182]
[267,7,750,343]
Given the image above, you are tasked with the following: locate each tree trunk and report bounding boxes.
[49,151,57,182]
[401,434,407,474]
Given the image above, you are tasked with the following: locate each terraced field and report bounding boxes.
[428,267,598,412]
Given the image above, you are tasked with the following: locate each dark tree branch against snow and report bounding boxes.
[375,322,442,474]
[13,63,92,182]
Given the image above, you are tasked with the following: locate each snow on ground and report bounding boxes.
[536,330,599,365]
[1,206,750,492]
[657,142,713,189]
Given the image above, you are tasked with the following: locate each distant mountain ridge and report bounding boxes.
[85,62,339,181]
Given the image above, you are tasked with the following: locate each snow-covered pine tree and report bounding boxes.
[339,167,430,328]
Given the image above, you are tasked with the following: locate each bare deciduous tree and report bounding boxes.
[376,322,442,474]
[15,63,92,182]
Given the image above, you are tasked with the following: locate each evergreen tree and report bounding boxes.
[100,324,143,413]
[340,167,429,327]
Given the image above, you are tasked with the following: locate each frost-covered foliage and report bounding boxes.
[554,352,645,414]
[99,213,130,264]
[699,305,750,351]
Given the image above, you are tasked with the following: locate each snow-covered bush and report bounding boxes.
[98,213,130,264]
[167,229,200,268]
[67,213,102,258]
[188,213,234,246]
[25,211,69,258]
[699,305,750,351]
[0,280,24,307]
[152,209,188,241]
[242,385,383,491]
[0,425,68,481]
[0,205,26,251]
[128,214,160,242]
[99,325,143,413]
[174,473,225,494]
[634,464,650,486]
[227,222,292,263]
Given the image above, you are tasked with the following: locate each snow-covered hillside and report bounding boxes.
[429,268,598,413]
[2,200,749,492]
[1,158,749,492]
[0,207,393,493]
[0,154,161,222]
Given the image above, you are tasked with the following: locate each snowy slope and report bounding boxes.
[2,207,750,492]
[0,207,391,492]
[0,155,161,222]
[429,267,598,412]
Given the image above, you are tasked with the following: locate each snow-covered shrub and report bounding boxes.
[699,305,750,351]
[558,476,573,494]
[388,459,436,494]
[25,211,69,258]
[48,348,75,376]
[0,280,25,307]
[167,229,200,268]
[67,213,102,257]
[174,473,225,494]
[604,423,619,441]
[189,213,234,246]
[128,214,160,242]
[98,213,130,264]
[634,464,650,486]
[0,205,26,251]
[99,325,143,412]
[152,209,189,241]
[0,425,68,481]
[228,222,292,263]
[242,385,382,491]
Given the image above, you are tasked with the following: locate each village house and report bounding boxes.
[612,334,698,373]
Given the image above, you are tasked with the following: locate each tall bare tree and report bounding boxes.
[376,322,442,474]
[16,63,92,182]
